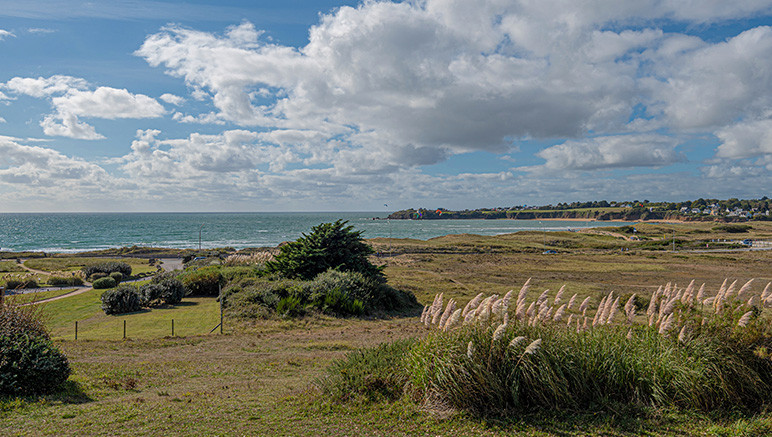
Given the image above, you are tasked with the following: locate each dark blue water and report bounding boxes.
[0,212,632,252]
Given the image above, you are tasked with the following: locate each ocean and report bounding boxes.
[0,212,634,253]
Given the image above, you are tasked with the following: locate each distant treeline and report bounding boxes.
[388,197,772,222]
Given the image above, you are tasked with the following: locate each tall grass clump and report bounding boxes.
[408,278,772,416]
[317,339,415,402]
[0,302,70,395]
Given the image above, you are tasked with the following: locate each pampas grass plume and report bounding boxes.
[738,310,753,327]
[509,336,526,349]
[524,339,541,355]
[737,279,754,298]
[462,293,484,317]
[578,296,591,314]
[492,322,508,342]
[444,309,462,331]
[567,293,578,311]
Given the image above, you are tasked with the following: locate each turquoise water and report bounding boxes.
[0,212,634,252]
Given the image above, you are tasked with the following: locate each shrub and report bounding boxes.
[138,283,164,307]
[82,262,132,278]
[48,276,84,287]
[266,220,383,280]
[158,278,185,304]
[309,269,417,315]
[89,272,108,281]
[109,272,123,284]
[100,285,141,315]
[179,267,225,296]
[4,278,39,290]
[0,303,70,395]
[0,333,71,395]
[139,278,185,306]
[92,277,117,289]
[223,269,418,319]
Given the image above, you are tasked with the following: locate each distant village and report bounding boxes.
[388,197,772,221]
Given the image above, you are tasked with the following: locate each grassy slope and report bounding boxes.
[2,223,772,435]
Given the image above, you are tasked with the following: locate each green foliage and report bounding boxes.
[139,276,185,306]
[100,285,141,315]
[265,220,382,280]
[3,279,39,290]
[82,262,132,278]
[317,339,415,402]
[178,266,225,296]
[47,276,84,287]
[109,272,123,284]
[312,286,364,316]
[138,284,164,307]
[0,333,70,395]
[224,269,418,319]
[0,303,70,395]
[92,277,117,289]
[276,295,305,317]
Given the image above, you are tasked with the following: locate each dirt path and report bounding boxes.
[19,286,94,306]
[576,228,635,240]
[18,262,51,276]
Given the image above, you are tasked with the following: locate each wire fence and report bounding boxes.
[71,313,223,341]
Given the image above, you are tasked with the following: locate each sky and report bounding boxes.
[1,0,771,212]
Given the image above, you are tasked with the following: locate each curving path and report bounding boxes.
[19,285,94,306]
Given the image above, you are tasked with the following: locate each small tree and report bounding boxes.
[265,220,382,281]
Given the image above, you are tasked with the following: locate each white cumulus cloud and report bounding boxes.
[2,76,165,139]
[535,135,685,171]
[160,93,185,105]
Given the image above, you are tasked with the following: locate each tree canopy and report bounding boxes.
[265,220,382,281]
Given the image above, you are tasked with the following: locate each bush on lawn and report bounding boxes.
[92,277,117,289]
[100,285,141,315]
[109,272,123,284]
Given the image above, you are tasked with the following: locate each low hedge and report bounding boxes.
[48,276,84,287]
[92,277,117,289]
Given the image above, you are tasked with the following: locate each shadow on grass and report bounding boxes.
[0,380,93,413]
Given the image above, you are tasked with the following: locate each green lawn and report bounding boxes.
[39,288,221,341]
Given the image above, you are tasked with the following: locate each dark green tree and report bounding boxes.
[266,220,382,280]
